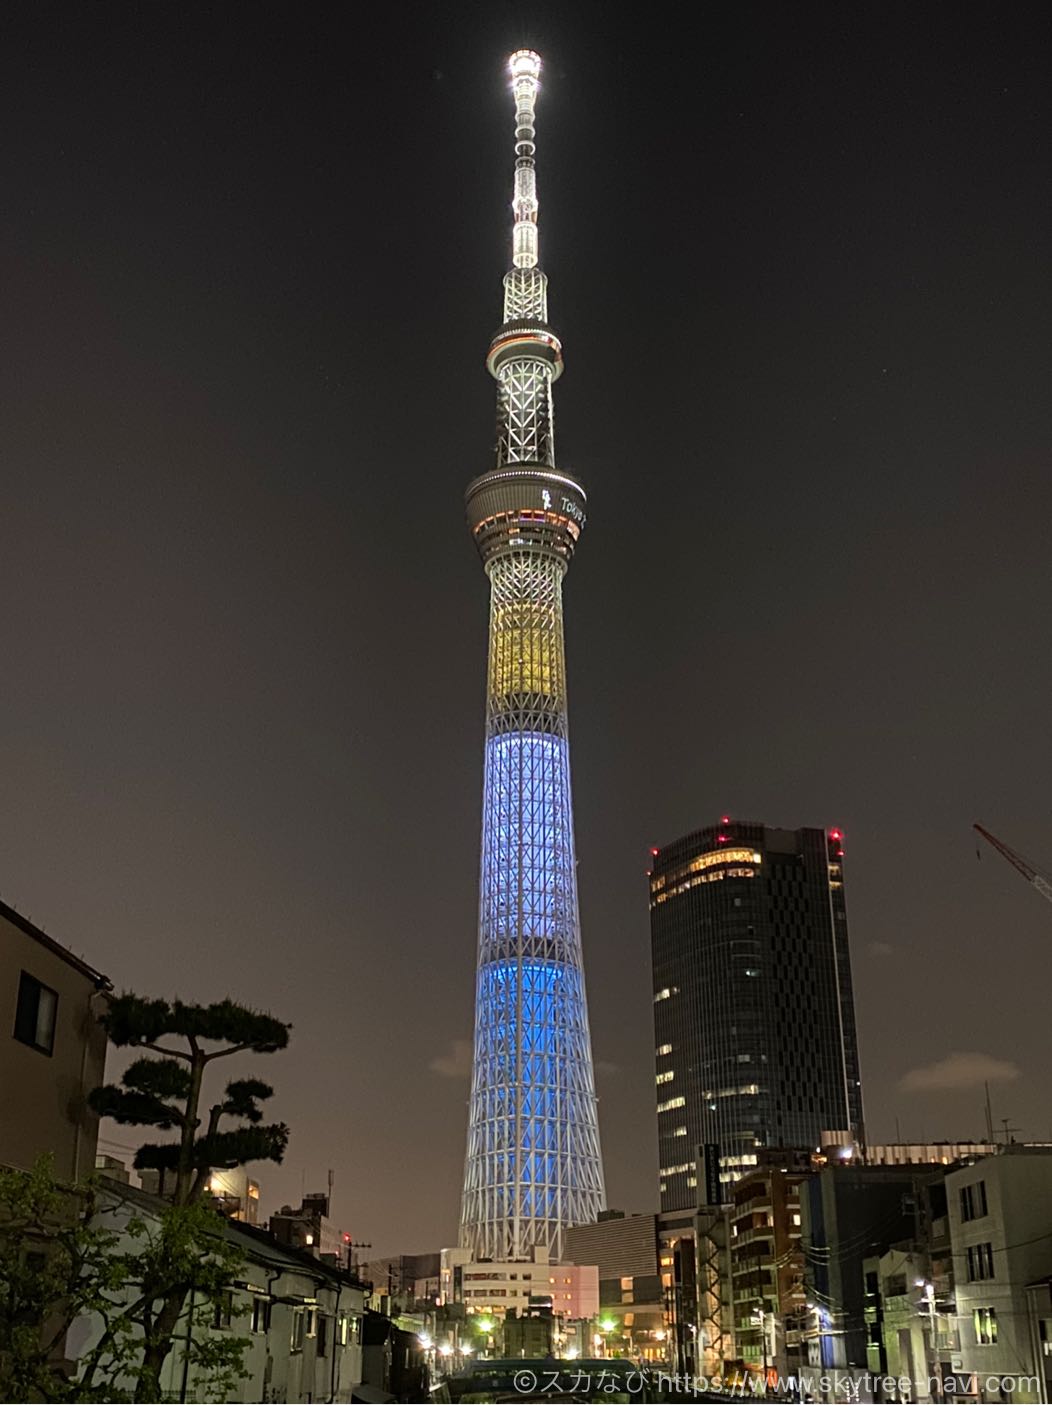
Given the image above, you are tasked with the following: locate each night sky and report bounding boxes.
[2,2,1050,1256]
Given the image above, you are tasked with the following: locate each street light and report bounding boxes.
[916,1279,938,1399]
[753,1309,770,1385]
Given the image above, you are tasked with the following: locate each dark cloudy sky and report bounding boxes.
[2,1,1050,1254]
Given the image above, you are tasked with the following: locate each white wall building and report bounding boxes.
[67,1180,367,1403]
[440,1245,598,1321]
[947,1147,1052,1402]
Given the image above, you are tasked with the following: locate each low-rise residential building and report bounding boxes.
[863,1245,936,1399]
[439,1246,598,1327]
[861,1171,962,1400]
[947,1146,1052,1402]
[362,1310,427,1401]
[1,898,110,1182]
[66,1178,368,1403]
[801,1163,944,1375]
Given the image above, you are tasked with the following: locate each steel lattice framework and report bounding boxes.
[460,50,605,1262]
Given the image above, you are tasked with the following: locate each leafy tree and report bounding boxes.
[0,1159,247,1403]
[85,994,291,1400]
[0,1157,121,1402]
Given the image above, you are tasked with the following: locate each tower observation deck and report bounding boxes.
[459,50,606,1262]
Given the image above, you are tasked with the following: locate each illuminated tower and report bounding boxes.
[459,50,605,1262]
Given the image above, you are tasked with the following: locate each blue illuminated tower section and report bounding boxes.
[460,50,605,1262]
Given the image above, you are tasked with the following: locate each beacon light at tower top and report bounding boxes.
[509,48,542,83]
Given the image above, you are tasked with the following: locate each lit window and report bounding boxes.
[656,1071,674,1085]
[973,1308,998,1345]
[657,1096,686,1113]
[656,1043,673,1056]
[674,1126,687,1137]
[654,987,677,1003]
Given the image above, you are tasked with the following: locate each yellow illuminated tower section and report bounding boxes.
[460,51,606,1262]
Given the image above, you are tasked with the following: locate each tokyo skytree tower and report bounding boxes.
[460,50,606,1262]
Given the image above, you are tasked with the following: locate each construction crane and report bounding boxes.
[974,823,1052,907]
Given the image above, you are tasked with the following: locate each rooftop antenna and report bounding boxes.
[984,1082,994,1143]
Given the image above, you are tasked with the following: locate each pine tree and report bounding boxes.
[87,994,291,1401]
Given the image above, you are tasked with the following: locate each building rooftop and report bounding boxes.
[0,894,111,989]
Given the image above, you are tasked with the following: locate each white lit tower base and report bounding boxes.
[459,50,605,1263]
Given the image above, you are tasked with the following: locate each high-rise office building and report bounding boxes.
[648,820,863,1210]
[458,51,605,1261]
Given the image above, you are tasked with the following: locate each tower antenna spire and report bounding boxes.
[508,49,542,270]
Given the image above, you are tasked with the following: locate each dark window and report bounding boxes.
[213,1291,233,1329]
[14,972,58,1055]
[317,1314,329,1358]
[251,1298,271,1334]
[968,1242,995,1281]
[961,1180,988,1223]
